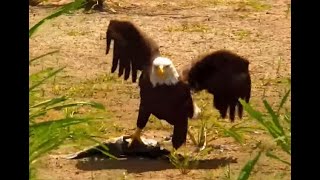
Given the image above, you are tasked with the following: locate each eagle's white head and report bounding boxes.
[150,57,180,87]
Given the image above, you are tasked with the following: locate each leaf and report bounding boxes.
[277,89,291,114]
[239,99,265,125]
[30,132,69,164]
[49,101,105,111]
[30,117,91,130]
[284,112,291,124]
[29,67,66,91]
[223,128,244,144]
[230,123,264,134]
[263,100,284,136]
[29,111,47,120]
[212,121,244,144]
[30,96,68,109]
[29,50,60,64]
[266,150,291,166]
[187,128,198,146]
[240,99,281,140]
[79,134,118,160]
[29,67,55,83]
[29,0,87,37]
[237,151,262,180]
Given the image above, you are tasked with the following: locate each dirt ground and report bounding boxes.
[29,0,291,179]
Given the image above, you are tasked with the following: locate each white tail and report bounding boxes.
[192,102,201,119]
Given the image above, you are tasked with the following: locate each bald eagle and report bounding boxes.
[105,20,251,150]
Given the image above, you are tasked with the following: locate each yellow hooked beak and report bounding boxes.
[156,65,165,78]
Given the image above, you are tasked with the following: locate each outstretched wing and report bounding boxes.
[106,20,160,82]
[182,50,251,122]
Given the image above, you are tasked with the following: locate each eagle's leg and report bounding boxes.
[123,128,144,147]
[172,116,188,150]
[123,104,151,147]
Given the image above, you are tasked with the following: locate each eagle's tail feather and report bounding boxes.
[192,102,201,119]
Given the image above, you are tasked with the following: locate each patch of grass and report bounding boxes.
[179,0,271,11]
[223,164,232,180]
[49,73,139,99]
[67,30,90,36]
[237,150,263,180]
[203,170,215,180]
[167,151,200,175]
[166,22,211,33]
[29,1,116,179]
[233,29,251,40]
[188,96,262,154]
[146,115,172,131]
[179,0,228,8]
[234,0,271,12]
[285,3,291,18]
[188,90,266,155]
[235,79,291,179]
[238,13,250,19]
[199,0,225,6]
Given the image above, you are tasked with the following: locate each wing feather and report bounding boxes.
[183,50,252,122]
[106,20,160,82]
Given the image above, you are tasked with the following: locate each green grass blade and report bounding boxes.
[48,101,105,111]
[30,117,91,130]
[80,134,118,160]
[239,99,266,125]
[30,132,69,164]
[29,0,86,37]
[29,67,55,83]
[30,101,105,120]
[287,78,291,85]
[29,67,66,91]
[237,151,262,180]
[230,123,264,134]
[30,96,68,109]
[277,89,291,114]
[29,50,59,64]
[223,128,244,144]
[187,129,198,146]
[266,150,291,166]
[272,135,291,154]
[263,100,284,135]
[241,99,290,154]
[29,111,47,120]
[240,99,281,139]
[284,112,291,124]
[212,121,244,144]
[198,120,207,147]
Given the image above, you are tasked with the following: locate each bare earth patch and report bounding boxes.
[29,0,291,179]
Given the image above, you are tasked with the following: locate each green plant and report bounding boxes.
[187,104,261,152]
[29,0,87,38]
[167,151,199,175]
[223,164,231,180]
[235,79,291,180]
[240,87,291,162]
[29,1,115,179]
[29,51,114,180]
[237,150,263,180]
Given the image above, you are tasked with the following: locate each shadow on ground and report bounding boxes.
[75,156,237,173]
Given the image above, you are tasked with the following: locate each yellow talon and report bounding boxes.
[123,128,144,147]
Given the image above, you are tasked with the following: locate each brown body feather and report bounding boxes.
[106,20,251,149]
[138,69,194,149]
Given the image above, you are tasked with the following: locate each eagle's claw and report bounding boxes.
[123,128,144,147]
